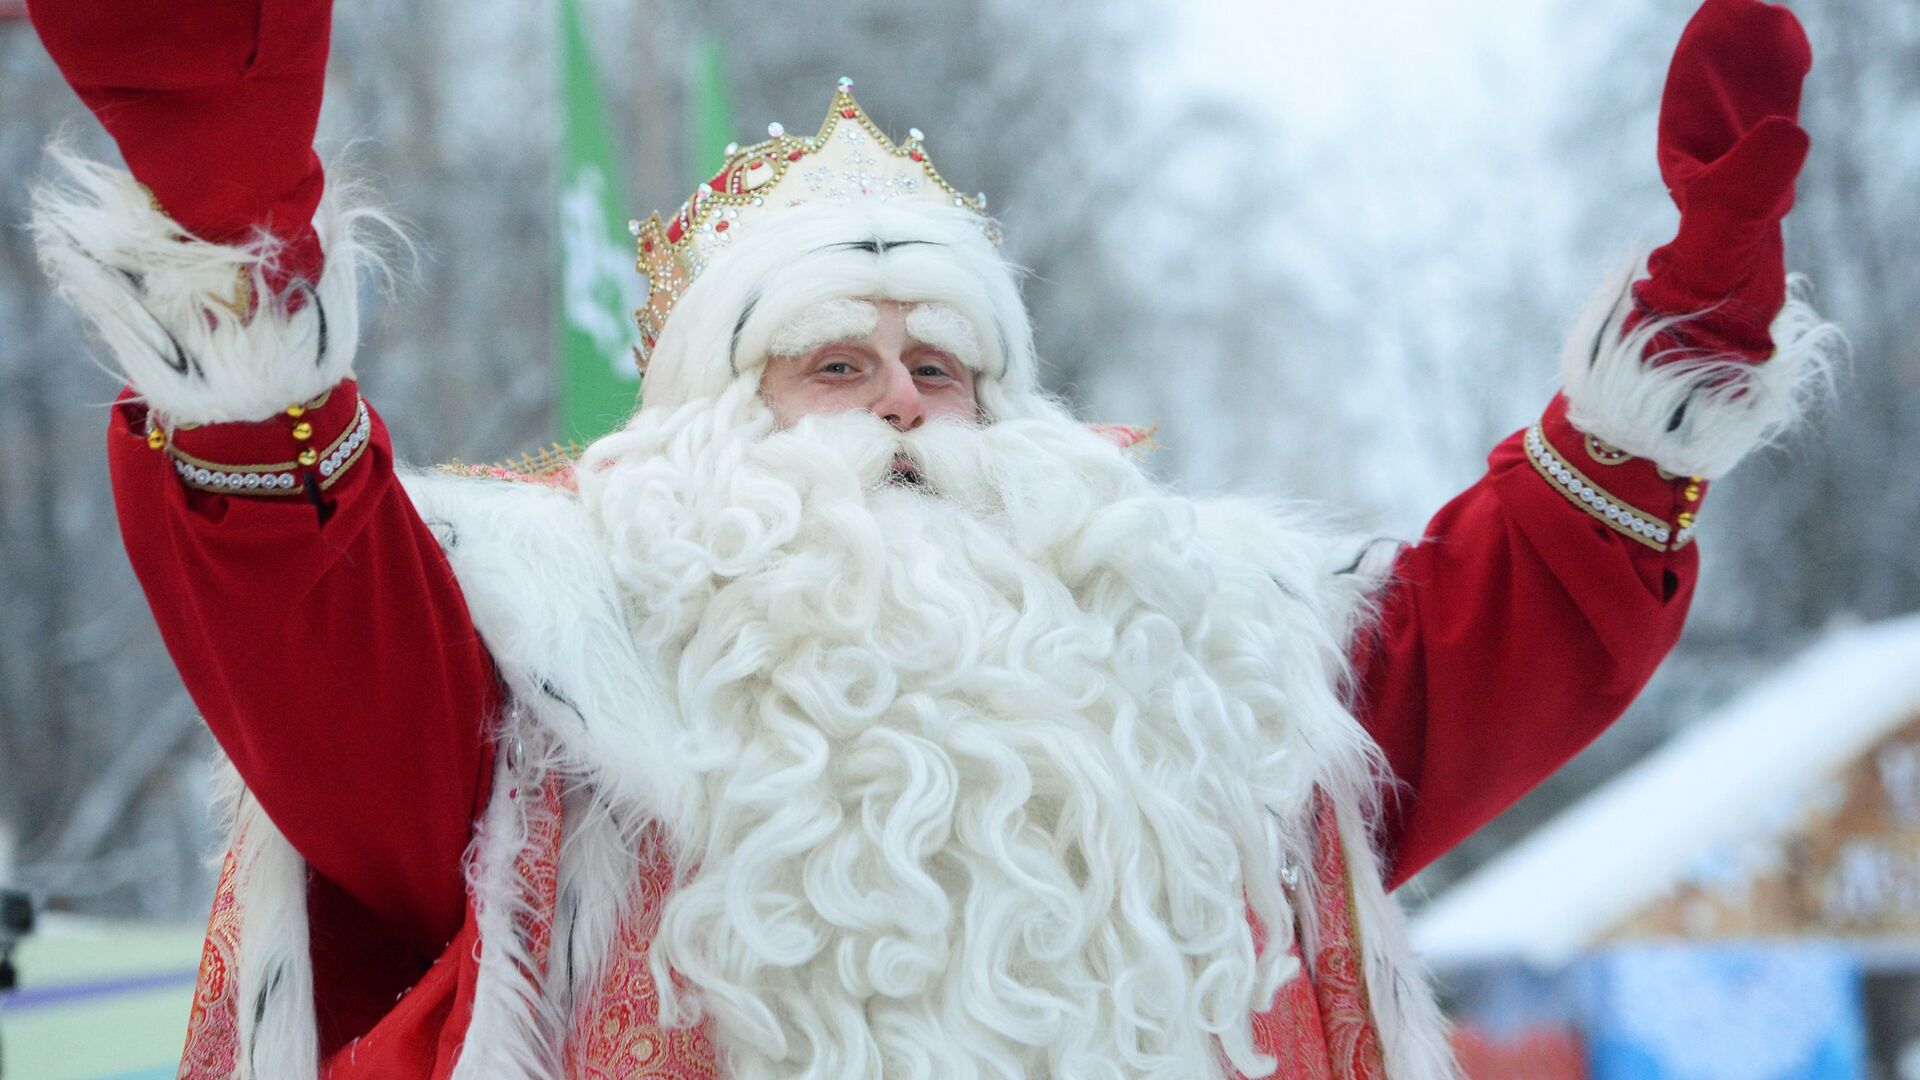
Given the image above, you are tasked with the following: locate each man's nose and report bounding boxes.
[870,359,924,431]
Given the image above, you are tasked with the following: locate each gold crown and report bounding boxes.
[628,78,994,374]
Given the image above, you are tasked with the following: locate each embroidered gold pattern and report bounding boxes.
[438,443,584,489]
[1223,790,1388,1079]
[1308,792,1389,1079]
[564,827,720,1078]
[176,847,244,1079]
[515,776,566,978]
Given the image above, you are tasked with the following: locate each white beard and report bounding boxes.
[573,384,1382,1079]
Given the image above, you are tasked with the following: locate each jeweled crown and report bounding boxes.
[629,78,993,373]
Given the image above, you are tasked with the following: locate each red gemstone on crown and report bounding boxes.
[788,149,804,161]
[642,239,653,252]
[715,220,730,232]
[909,150,924,161]
[841,108,857,119]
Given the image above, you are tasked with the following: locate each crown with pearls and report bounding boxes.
[628,78,994,373]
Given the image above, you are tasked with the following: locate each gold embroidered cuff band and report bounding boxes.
[1525,423,1697,552]
[166,398,372,497]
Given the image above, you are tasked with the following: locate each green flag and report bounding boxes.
[556,0,644,444]
[688,35,736,186]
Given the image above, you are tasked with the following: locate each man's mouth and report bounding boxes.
[888,454,924,487]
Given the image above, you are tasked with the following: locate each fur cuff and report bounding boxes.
[31,149,390,426]
[1560,261,1844,480]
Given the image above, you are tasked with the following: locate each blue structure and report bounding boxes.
[1577,944,1868,1080]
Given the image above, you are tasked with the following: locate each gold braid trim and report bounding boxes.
[438,442,585,482]
[1524,424,1691,552]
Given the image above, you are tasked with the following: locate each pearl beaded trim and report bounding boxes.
[172,455,301,493]
[1525,424,1694,552]
[169,399,371,497]
[316,402,373,482]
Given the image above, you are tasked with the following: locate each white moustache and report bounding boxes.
[759,411,991,500]
[757,409,1128,522]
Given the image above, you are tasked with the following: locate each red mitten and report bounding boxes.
[28,0,334,287]
[1629,0,1812,362]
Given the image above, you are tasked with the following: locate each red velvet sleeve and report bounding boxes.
[108,381,497,955]
[1354,394,1703,887]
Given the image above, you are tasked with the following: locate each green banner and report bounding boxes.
[556,0,644,443]
[688,36,736,186]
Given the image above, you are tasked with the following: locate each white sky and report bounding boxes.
[1128,0,1672,527]
[1165,0,1565,140]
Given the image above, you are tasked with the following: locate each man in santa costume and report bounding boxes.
[27,0,1835,1075]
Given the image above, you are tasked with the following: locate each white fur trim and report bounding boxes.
[449,718,566,1079]
[637,199,1042,419]
[766,298,879,359]
[903,302,982,371]
[551,789,651,1020]
[209,759,319,1080]
[397,470,697,839]
[1561,262,1844,480]
[31,149,393,425]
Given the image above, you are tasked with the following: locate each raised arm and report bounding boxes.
[29,0,495,1017]
[1353,0,1837,886]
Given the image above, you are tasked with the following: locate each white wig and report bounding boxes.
[636,198,1045,421]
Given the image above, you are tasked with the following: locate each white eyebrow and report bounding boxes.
[904,303,982,371]
[767,298,880,358]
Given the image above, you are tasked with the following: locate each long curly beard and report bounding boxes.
[576,384,1376,1079]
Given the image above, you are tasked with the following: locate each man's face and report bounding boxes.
[758,299,980,431]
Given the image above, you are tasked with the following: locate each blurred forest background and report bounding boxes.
[0,0,1915,920]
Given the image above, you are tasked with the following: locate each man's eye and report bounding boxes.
[915,363,953,379]
[818,359,855,374]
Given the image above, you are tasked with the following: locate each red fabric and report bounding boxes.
[1355,404,1698,887]
[319,910,480,1080]
[27,0,331,286]
[1628,0,1811,361]
[108,387,497,1063]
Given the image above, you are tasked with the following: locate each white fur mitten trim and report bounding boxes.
[1560,262,1844,480]
[31,149,388,426]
